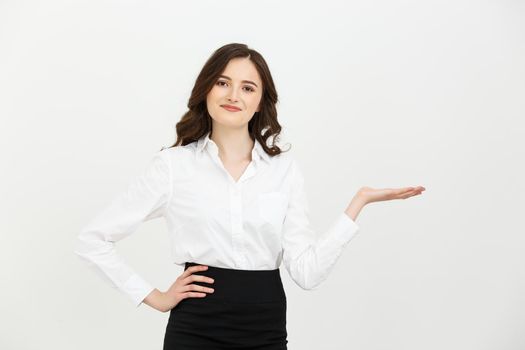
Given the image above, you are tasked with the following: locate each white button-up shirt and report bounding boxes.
[74,132,360,307]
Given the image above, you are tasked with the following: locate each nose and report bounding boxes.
[227,86,239,103]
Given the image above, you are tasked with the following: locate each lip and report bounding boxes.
[221,104,242,112]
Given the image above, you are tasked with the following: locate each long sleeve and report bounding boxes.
[281,159,360,290]
[74,150,172,307]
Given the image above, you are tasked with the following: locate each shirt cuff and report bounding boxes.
[121,273,156,308]
[329,212,360,246]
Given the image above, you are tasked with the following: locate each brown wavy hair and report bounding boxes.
[161,43,290,156]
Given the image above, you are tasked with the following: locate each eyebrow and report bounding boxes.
[218,75,258,88]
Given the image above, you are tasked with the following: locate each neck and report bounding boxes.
[209,126,254,162]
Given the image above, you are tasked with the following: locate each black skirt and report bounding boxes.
[163,262,288,350]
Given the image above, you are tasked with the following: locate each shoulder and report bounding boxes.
[266,147,303,181]
[273,146,300,168]
[159,142,197,163]
[156,142,200,179]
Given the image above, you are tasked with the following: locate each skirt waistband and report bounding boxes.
[183,262,286,303]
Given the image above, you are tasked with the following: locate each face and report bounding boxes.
[206,57,263,130]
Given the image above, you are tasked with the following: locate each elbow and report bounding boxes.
[73,230,111,261]
[73,235,90,261]
[297,281,321,291]
[293,275,323,291]
[287,256,325,291]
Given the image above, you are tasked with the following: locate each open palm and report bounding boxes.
[359,186,426,204]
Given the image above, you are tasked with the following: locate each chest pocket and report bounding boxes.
[257,191,289,234]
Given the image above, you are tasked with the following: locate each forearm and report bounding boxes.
[143,288,167,312]
[344,191,367,221]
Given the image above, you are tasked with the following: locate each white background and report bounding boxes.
[1,0,524,349]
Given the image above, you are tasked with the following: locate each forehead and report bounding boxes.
[221,58,261,84]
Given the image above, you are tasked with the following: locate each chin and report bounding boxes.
[215,118,249,129]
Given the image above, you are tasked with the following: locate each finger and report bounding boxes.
[392,187,414,195]
[185,274,215,285]
[183,284,215,293]
[391,188,414,198]
[392,188,415,199]
[180,265,208,279]
[386,186,425,200]
[411,189,425,197]
[182,292,207,299]
[402,189,422,199]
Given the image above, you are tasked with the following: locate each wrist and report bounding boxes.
[143,288,167,312]
[355,188,370,206]
[344,192,367,221]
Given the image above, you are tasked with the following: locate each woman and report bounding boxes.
[74,43,425,349]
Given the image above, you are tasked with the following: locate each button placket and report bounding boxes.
[230,185,244,265]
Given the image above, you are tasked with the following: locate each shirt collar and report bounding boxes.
[196,131,271,163]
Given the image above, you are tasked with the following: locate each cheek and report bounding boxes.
[207,87,221,101]
[247,94,262,110]
[206,88,223,111]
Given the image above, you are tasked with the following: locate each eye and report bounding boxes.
[244,86,255,92]
[216,80,228,87]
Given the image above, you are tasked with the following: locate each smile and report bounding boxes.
[221,105,242,112]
